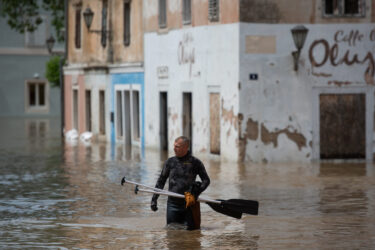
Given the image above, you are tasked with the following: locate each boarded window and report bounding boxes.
[209,0,219,22]
[124,0,131,46]
[75,8,81,48]
[323,0,364,17]
[182,0,191,25]
[159,0,167,28]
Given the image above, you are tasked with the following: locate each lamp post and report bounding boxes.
[291,25,309,71]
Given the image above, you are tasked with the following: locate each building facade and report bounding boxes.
[64,0,144,149]
[143,0,374,162]
[64,0,374,163]
[0,7,61,118]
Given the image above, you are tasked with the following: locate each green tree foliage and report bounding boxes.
[0,0,64,42]
[46,56,64,87]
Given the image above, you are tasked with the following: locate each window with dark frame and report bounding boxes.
[159,0,167,28]
[101,0,108,48]
[208,0,219,22]
[26,81,48,113]
[75,8,81,49]
[182,0,191,25]
[124,0,131,46]
[323,0,364,17]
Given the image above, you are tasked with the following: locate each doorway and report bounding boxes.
[183,92,192,151]
[319,94,365,159]
[209,93,221,154]
[160,92,168,150]
[73,89,78,130]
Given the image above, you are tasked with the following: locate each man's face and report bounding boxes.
[174,139,188,157]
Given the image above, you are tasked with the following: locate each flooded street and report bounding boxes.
[1,117,375,249]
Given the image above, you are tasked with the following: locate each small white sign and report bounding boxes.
[157,66,169,79]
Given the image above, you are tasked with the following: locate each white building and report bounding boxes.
[143,0,374,162]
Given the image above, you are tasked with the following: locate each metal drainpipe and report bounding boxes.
[108,0,113,63]
[60,0,68,137]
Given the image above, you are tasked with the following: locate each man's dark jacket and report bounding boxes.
[152,152,210,205]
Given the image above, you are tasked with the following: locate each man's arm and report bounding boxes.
[151,160,170,202]
[196,159,210,193]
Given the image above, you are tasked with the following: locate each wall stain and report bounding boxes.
[261,123,307,150]
[246,117,259,140]
[237,113,247,162]
[171,113,178,124]
[199,148,207,153]
[221,102,238,131]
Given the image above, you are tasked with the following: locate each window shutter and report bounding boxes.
[208,0,219,22]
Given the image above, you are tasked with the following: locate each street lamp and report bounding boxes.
[46,35,56,54]
[83,6,111,48]
[83,7,94,30]
[291,25,309,71]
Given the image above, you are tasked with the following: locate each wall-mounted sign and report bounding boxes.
[157,66,169,79]
[249,73,258,80]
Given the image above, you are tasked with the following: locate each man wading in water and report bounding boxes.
[151,136,210,230]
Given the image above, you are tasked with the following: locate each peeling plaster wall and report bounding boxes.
[239,23,374,163]
[144,24,240,161]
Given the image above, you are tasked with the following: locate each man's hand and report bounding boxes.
[151,200,158,211]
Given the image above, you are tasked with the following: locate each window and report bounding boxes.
[25,16,47,48]
[323,0,365,17]
[159,0,167,28]
[182,0,191,25]
[102,0,108,47]
[75,8,81,48]
[124,0,131,46]
[209,0,220,22]
[25,81,49,113]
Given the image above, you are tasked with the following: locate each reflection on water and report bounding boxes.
[0,117,375,249]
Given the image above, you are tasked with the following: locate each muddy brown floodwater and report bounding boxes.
[0,117,374,249]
